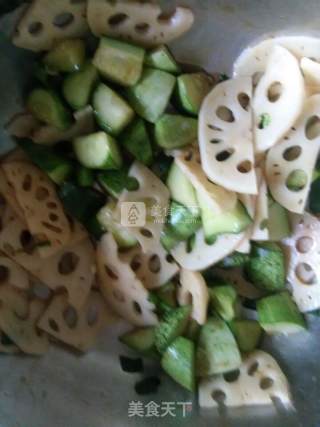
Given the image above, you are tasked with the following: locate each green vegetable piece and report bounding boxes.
[160,229,181,252]
[63,62,99,110]
[244,242,286,292]
[151,153,173,182]
[155,114,198,149]
[76,166,94,187]
[167,201,201,240]
[120,327,156,356]
[145,45,181,74]
[217,252,250,269]
[196,317,241,377]
[268,196,291,241]
[166,162,198,209]
[154,281,177,308]
[310,177,320,214]
[93,83,134,136]
[209,285,238,321]
[121,119,153,165]
[228,319,262,353]
[73,131,122,170]
[27,88,71,130]
[86,215,105,240]
[286,169,308,192]
[43,39,86,73]
[185,318,201,342]
[98,168,139,198]
[155,305,191,354]
[126,68,176,123]
[258,113,271,129]
[93,37,145,86]
[161,336,195,392]
[177,72,214,115]
[257,291,306,334]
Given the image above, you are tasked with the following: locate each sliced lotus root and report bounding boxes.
[2,161,71,257]
[301,57,320,88]
[0,256,29,290]
[96,233,158,326]
[199,350,292,408]
[175,147,237,215]
[251,169,269,241]
[234,36,320,77]
[171,229,245,271]
[116,161,169,253]
[119,242,179,290]
[253,45,305,153]
[0,330,20,354]
[178,269,209,325]
[199,77,257,194]
[0,285,48,355]
[12,0,88,52]
[0,167,25,221]
[266,95,320,214]
[5,112,40,139]
[87,0,194,47]
[38,291,116,352]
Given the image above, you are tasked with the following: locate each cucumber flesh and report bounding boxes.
[268,197,291,241]
[126,68,176,123]
[167,201,201,240]
[257,291,306,334]
[63,62,99,110]
[209,285,238,322]
[185,318,201,342]
[93,37,145,87]
[196,317,241,377]
[120,327,156,355]
[43,39,86,73]
[166,162,198,210]
[161,336,195,392]
[121,119,153,166]
[76,166,94,187]
[98,169,139,198]
[177,72,214,115]
[145,45,181,74]
[160,229,181,252]
[228,319,262,353]
[155,114,198,149]
[73,131,122,170]
[27,89,71,130]
[155,305,191,354]
[93,83,134,136]
[153,281,177,308]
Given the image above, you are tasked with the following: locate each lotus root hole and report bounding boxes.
[140,228,153,238]
[305,115,320,140]
[0,265,9,284]
[267,81,282,102]
[108,13,128,26]
[211,389,226,404]
[36,186,49,201]
[216,148,235,162]
[295,262,317,285]
[296,236,314,253]
[63,306,78,329]
[148,254,161,273]
[283,145,302,161]
[224,369,240,383]
[53,13,74,28]
[105,265,119,280]
[133,301,142,315]
[237,160,252,173]
[248,361,259,376]
[87,304,99,326]
[260,377,274,390]
[238,92,250,111]
[22,174,32,191]
[28,22,43,35]
[130,255,142,272]
[216,106,235,122]
[49,318,59,332]
[58,252,79,275]
[135,23,150,33]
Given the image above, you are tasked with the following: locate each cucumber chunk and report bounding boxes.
[196,317,241,377]
[93,37,145,87]
[153,282,177,308]
[185,318,201,342]
[160,229,181,252]
[310,177,320,214]
[120,327,156,356]
[268,196,291,241]
[155,305,191,354]
[43,39,86,73]
[209,285,238,321]
[155,114,198,149]
[167,201,201,240]
[244,242,286,292]
[257,291,306,334]
[98,168,139,198]
[151,153,173,182]
[217,252,250,269]
[93,83,134,135]
[126,68,176,123]
[63,62,99,110]
[161,337,195,392]
[73,131,122,170]
[145,45,181,74]
[166,162,198,209]
[76,166,94,187]
[176,72,214,115]
[27,88,71,130]
[121,119,153,165]
[228,319,262,353]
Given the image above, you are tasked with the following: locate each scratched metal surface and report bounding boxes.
[0,1,320,426]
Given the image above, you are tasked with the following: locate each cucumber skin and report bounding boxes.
[154,282,177,308]
[121,119,153,166]
[155,114,198,149]
[268,198,291,241]
[43,39,86,73]
[310,178,320,214]
[76,166,94,187]
[217,252,250,269]
[177,72,214,116]
[120,327,156,356]
[228,319,262,353]
[145,45,181,74]
[209,286,238,322]
[166,162,198,209]
[98,169,139,198]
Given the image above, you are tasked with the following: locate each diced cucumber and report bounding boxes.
[121,119,153,165]
[153,282,177,308]
[76,166,94,187]
[63,62,99,110]
[98,168,139,198]
[176,72,214,115]
[166,201,201,240]
[155,305,191,354]
[120,327,156,356]
[209,285,238,322]
[217,252,250,269]
[166,162,198,210]
[126,68,176,123]
[310,177,320,214]
[17,139,73,184]
[185,318,201,342]
[93,83,134,135]
[228,319,262,353]
[155,114,198,149]
[145,45,181,74]
[161,337,195,392]
[151,153,173,182]
[93,37,145,87]
[43,39,86,73]
[268,196,291,241]
[27,88,71,130]
[160,229,181,252]
[244,242,286,292]
[257,291,306,334]
[196,317,241,377]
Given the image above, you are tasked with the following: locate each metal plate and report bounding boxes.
[0,1,319,426]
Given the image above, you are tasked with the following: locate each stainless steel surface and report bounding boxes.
[0,1,320,426]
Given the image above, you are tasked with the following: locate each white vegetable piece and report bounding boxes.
[199,77,257,194]
[301,57,320,87]
[13,0,88,51]
[87,0,194,47]
[282,213,320,312]
[171,229,245,271]
[253,46,305,153]
[199,350,292,408]
[266,95,320,214]
[0,256,29,290]
[251,169,269,241]
[178,269,209,325]
[96,233,158,326]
